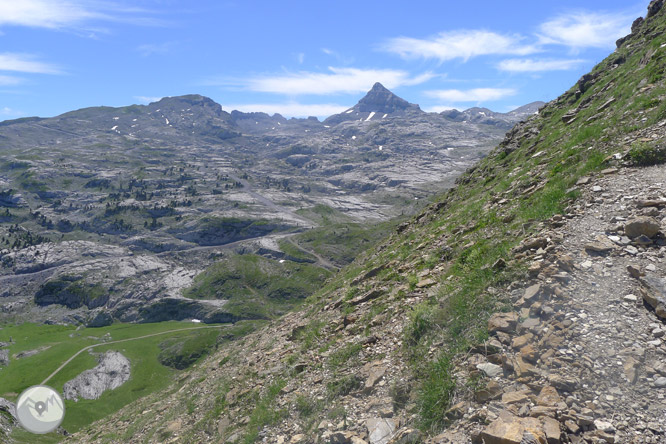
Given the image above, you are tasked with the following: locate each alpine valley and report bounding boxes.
[2,2,666,443]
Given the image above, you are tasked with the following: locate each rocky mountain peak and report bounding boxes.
[149,94,224,117]
[355,82,420,113]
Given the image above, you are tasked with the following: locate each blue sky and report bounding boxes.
[0,0,648,120]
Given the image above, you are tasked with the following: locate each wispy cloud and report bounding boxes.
[382,30,539,62]
[0,74,24,85]
[497,58,586,72]
[538,11,634,49]
[208,67,435,95]
[1,106,24,116]
[426,88,517,102]
[136,42,177,57]
[0,53,61,74]
[424,105,457,113]
[0,1,163,31]
[223,102,349,118]
[321,48,355,65]
[134,96,163,104]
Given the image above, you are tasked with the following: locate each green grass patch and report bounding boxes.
[0,322,227,442]
[628,141,666,166]
[158,329,220,369]
[326,374,362,399]
[242,380,287,444]
[184,254,331,319]
[327,342,362,369]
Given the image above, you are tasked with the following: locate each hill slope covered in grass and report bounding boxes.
[66,2,666,443]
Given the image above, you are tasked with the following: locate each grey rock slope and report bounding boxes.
[0,84,533,325]
[63,351,131,401]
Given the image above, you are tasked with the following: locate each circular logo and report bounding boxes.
[16,385,65,434]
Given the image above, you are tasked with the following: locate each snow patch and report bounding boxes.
[351,135,357,140]
[191,319,202,323]
[382,114,388,119]
[345,109,354,114]
[365,112,376,121]
[113,117,119,120]
[111,126,118,131]
[378,146,383,151]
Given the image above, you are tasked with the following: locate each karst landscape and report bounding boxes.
[0,1,665,444]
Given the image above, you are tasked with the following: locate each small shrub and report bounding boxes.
[294,395,319,417]
[418,355,456,432]
[326,375,362,398]
[628,142,666,166]
[328,342,362,369]
[404,304,436,346]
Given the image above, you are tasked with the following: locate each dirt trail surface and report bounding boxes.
[433,164,666,444]
[285,236,339,270]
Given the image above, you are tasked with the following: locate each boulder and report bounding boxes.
[477,362,503,378]
[624,216,661,239]
[367,418,397,444]
[481,411,547,444]
[640,276,666,319]
[488,312,519,334]
[0,349,8,367]
[541,417,561,444]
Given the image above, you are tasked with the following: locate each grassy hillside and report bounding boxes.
[68,5,666,442]
[0,321,263,442]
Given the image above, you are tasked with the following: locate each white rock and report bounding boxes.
[594,419,616,433]
[476,363,503,378]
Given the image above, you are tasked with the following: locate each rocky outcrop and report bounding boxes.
[63,351,131,401]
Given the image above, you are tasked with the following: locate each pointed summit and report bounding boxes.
[356,82,420,114]
[324,82,420,125]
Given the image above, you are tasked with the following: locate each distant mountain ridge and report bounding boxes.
[0,82,534,327]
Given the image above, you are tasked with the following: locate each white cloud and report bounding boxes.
[0,74,23,85]
[211,67,435,95]
[424,105,457,113]
[136,42,176,57]
[223,102,349,119]
[497,58,586,72]
[0,1,161,30]
[382,30,539,62]
[0,1,101,28]
[134,96,163,104]
[0,53,61,74]
[426,88,517,102]
[1,106,24,116]
[538,11,634,49]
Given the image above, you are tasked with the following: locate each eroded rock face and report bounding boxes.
[63,351,130,401]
